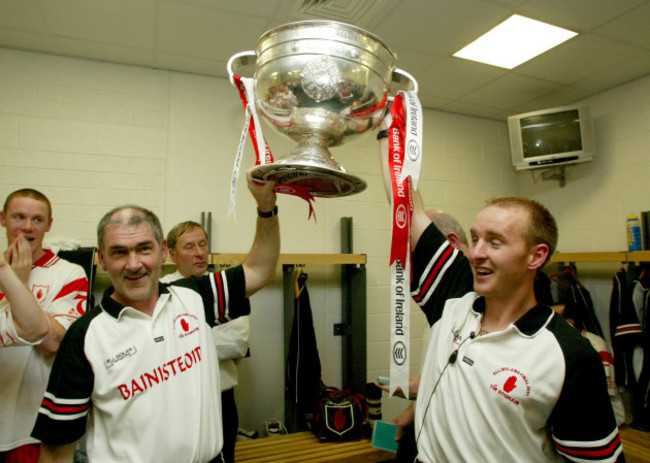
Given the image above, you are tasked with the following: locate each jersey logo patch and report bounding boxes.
[32,284,50,303]
[489,366,531,406]
[105,345,138,369]
[174,313,199,339]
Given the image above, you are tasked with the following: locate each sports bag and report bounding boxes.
[313,387,368,441]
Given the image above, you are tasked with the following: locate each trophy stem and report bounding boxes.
[250,141,366,197]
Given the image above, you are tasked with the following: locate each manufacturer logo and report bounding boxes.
[105,345,138,369]
[393,341,407,366]
[395,204,408,229]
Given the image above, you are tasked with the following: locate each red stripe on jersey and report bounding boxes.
[413,246,454,303]
[53,278,89,301]
[215,273,227,324]
[1,311,16,346]
[599,351,614,365]
[555,434,621,459]
[33,250,59,268]
[41,397,89,415]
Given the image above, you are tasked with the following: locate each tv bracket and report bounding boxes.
[540,166,566,188]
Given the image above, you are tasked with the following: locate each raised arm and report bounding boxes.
[242,168,280,297]
[0,250,48,344]
[378,118,431,250]
[38,442,77,463]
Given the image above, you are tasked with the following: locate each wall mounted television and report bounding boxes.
[507,105,594,171]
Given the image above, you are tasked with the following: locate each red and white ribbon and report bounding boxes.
[230,74,317,219]
[387,91,422,398]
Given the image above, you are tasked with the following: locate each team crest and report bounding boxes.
[32,285,50,303]
[174,313,199,339]
[489,366,531,406]
[323,403,355,436]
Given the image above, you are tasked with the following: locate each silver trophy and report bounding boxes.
[228,20,417,197]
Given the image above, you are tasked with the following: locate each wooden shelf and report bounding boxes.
[101,253,366,267]
[550,251,650,264]
[211,253,366,266]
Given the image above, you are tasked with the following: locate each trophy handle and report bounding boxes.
[389,68,418,101]
[227,51,257,86]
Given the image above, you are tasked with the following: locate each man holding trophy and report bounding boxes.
[376,121,623,460]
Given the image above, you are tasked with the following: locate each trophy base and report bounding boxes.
[251,162,367,198]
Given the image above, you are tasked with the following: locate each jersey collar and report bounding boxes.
[471,297,555,336]
[33,249,56,267]
[100,283,171,319]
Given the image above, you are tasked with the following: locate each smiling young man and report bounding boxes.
[0,189,89,463]
[161,221,250,463]
[31,171,280,463]
[377,123,623,462]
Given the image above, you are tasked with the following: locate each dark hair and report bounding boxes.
[4,188,52,219]
[486,196,558,262]
[166,221,207,250]
[97,205,163,251]
[559,300,586,331]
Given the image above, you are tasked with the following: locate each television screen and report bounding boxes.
[507,105,594,171]
[520,109,582,158]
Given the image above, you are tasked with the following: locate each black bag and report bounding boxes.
[313,387,368,441]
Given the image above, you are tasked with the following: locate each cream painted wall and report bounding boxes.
[517,74,650,344]
[3,47,647,433]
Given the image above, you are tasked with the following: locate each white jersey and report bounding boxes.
[32,267,249,463]
[0,297,42,347]
[411,224,622,462]
[161,269,249,391]
[0,250,88,450]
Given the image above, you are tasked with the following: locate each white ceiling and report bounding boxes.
[1,0,649,121]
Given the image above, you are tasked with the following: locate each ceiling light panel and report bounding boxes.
[453,14,577,69]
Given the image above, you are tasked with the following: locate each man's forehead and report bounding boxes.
[6,196,49,215]
[472,204,529,232]
[104,222,157,245]
[178,227,207,243]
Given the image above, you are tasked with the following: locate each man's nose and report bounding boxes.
[469,240,486,259]
[125,252,141,270]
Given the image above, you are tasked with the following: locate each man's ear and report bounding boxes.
[528,243,550,271]
[97,248,107,271]
[161,240,169,265]
[447,233,461,249]
[168,245,178,264]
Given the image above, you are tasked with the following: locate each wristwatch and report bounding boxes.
[376,129,389,140]
[257,205,278,218]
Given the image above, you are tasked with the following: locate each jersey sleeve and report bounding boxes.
[410,223,474,326]
[48,263,89,330]
[212,315,250,361]
[208,266,250,325]
[550,320,624,462]
[0,295,44,347]
[31,309,96,445]
[172,266,251,328]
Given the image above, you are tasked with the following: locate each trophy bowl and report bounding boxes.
[228,20,416,198]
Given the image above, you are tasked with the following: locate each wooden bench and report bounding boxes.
[235,431,395,463]
[235,427,650,462]
[621,427,650,463]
